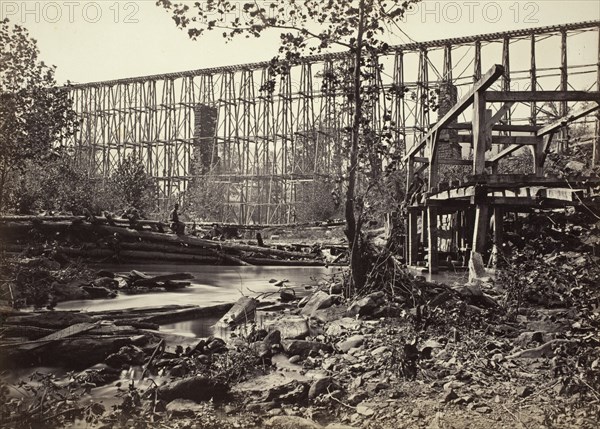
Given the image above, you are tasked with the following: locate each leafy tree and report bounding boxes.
[157,0,419,290]
[0,19,78,212]
[111,155,158,216]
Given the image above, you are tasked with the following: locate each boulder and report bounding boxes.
[337,335,365,353]
[265,416,321,429]
[346,292,386,317]
[92,277,119,290]
[157,376,229,402]
[308,376,333,400]
[282,340,333,358]
[326,318,362,337]
[263,315,310,340]
[105,345,145,368]
[300,291,334,317]
[312,305,347,324]
[82,286,117,299]
[166,399,204,418]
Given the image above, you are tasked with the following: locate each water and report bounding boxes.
[55,264,342,336]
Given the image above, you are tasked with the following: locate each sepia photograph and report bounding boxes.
[1,0,600,427]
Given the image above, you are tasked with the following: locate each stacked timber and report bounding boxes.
[0,216,340,266]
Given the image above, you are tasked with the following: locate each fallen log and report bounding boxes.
[0,221,321,260]
[4,321,101,351]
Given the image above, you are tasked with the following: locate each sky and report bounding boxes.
[1,0,599,85]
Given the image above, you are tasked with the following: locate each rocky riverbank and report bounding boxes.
[1,256,599,428]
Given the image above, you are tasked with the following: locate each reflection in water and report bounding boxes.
[55,264,343,337]
[56,264,342,312]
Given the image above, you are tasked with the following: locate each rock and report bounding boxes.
[442,389,458,403]
[264,330,282,347]
[312,305,347,324]
[308,377,333,400]
[280,289,297,303]
[337,335,365,353]
[105,345,145,368]
[411,409,423,418]
[166,399,204,418]
[300,291,334,317]
[516,386,534,398]
[347,392,368,406]
[264,416,321,429]
[329,282,343,295]
[289,355,302,364]
[515,331,545,347]
[356,402,376,416]
[282,340,333,358]
[81,286,117,299]
[474,405,492,414]
[266,380,308,403]
[325,318,362,337]
[157,376,229,402]
[92,277,119,289]
[95,270,115,278]
[52,280,91,301]
[346,291,385,317]
[263,316,310,340]
[247,401,279,413]
[206,337,227,353]
[371,346,389,356]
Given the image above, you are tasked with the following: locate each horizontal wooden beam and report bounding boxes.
[457,134,540,145]
[537,103,600,136]
[485,91,600,102]
[405,64,504,160]
[446,123,540,133]
[414,156,472,165]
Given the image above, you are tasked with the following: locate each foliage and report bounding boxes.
[294,179,343,223]
[157,0,420,290]
[110,155,159,216]
[185,170,227,221]
[0,252,93,309]
[0,19,78,212]
[5,150,112,215]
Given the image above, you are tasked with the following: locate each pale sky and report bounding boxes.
[1,0,598,85]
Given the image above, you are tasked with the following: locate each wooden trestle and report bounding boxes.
[404,65,600,275]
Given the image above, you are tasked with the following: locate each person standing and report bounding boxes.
[170,203,185,235]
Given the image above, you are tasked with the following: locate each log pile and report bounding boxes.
[0,216,343,266]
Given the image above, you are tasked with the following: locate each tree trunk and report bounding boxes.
[345,0,367,291]
[0,168,8,213]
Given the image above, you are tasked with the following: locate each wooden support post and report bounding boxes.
[530,34,537,126]
[493,206,504,258]
[595,25,600,167]
[472,203,489,255]
[533,137,544,176]
[559,29,568,152]
[421,208,427,245]
[427,206,439,274]
[473,90,487,174]
[408,210,419,266]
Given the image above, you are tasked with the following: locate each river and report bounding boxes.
[55,264,343,336]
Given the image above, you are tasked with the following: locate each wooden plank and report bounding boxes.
[446,123,540,133]
[414,157,471,165]
[487,102,514,127]
[456,134,540,145]
[472,203,489,254]
[537,103,600,136]
[473,90,488,174]
[16,322,101,351]
[427,206,439,274]
[405,64,504,160]
[485,91,600,102]
[408,211,419,265]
